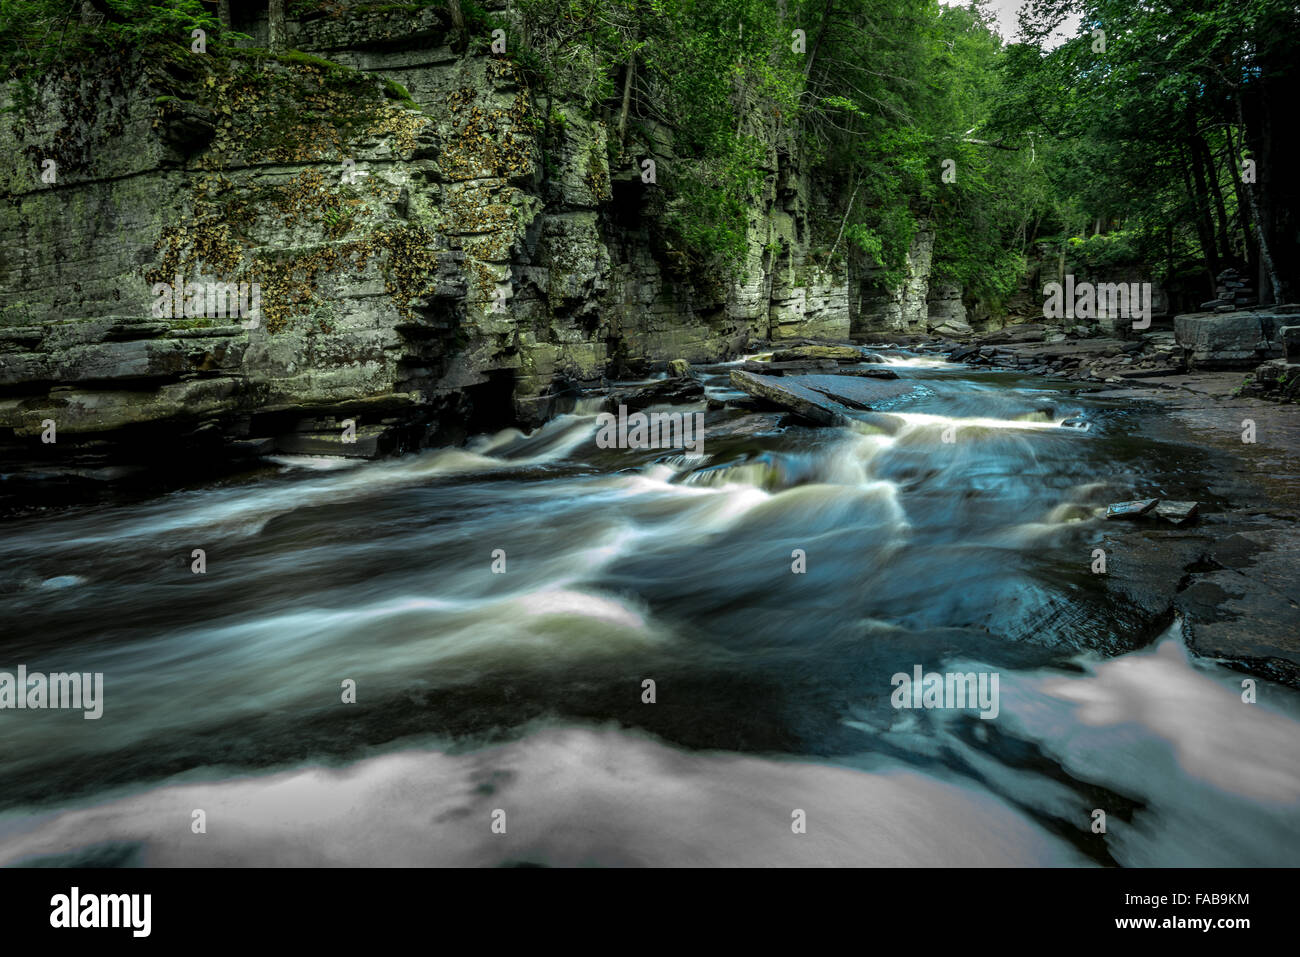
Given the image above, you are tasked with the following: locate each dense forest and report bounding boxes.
[3,0,1298,314]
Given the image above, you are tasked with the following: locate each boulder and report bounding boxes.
[667,359,691,378]
[933,319,973,338]
[606,378,705,412]
[1174,311,1287,368]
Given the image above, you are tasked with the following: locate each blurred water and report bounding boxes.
[0,354,1296,866]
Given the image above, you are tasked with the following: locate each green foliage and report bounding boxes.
[1067,232,1139,271]
[992,0,1299,289]
[9,0,1276,315]
[1,0,220,82]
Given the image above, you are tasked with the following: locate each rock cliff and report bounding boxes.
[0,2,947,487]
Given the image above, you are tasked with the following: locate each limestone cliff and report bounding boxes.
[0,1,943,485]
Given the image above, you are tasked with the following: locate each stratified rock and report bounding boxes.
[1154,500,1199,524]
[275,424,396,459]
[770,345,865,363]
[1174,311,1287,368]
[933,319,973,338]
[1105,499,1160,519]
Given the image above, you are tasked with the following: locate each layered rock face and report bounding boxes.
[851,226,938,335]
[0,3,930,484]
[1175,307,1297,369]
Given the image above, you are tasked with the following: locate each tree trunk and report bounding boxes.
[1193,133,1233,266]
[617,50,635,149]
[268,0,287,53]
[447,0,465,44]
[1234,90,1284,304]
[804,0,835,80]
[1223,124,1257,280]
[218,0,231,30]
[1181,141,1221,285]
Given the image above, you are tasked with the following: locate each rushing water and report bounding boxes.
[1,351,1297,866]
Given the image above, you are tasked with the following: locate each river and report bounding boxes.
[1,350,1297,866]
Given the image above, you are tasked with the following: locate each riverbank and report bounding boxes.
[906,324,1300,688]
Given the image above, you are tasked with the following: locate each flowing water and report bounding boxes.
[1,352,1298,866]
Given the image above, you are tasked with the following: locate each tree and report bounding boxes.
[268,0,285,52]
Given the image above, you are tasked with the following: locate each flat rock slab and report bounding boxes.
[789,374,918,410]
[729,369,849,426]
[1155,500,1200,524]
[1105,499,1160,519]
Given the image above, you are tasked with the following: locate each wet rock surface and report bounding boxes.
[1083,374,1300,686]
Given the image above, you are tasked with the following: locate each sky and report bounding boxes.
[945,0,1084,48]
